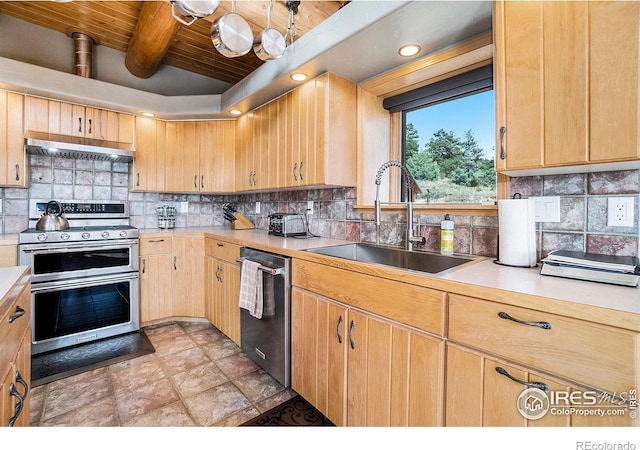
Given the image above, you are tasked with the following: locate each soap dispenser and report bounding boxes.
[440,214,454,255]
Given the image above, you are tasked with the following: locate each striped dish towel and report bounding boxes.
[239,259,264,319]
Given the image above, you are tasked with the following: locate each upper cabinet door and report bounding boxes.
[165,120,199,193]
[0,91,26,187]
[589,1,640,162]
[199,120,235,193]
[496,0,640,173]
[133,116,166,192]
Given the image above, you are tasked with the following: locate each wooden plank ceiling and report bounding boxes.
[0,1,348,84]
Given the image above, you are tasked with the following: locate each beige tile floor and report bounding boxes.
[28,321,296,426]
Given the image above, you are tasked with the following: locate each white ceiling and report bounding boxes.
[0,1,493,118]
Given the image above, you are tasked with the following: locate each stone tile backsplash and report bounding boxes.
[1,155,639,259]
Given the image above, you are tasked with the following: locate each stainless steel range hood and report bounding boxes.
[25,131,135,163]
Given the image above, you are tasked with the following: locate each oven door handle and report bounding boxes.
[30,273,139,293]
[20,240,138,253]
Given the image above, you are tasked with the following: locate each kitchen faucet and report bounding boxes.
[374,160,426,251]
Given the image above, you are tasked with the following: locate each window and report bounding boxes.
[383,65,496,204]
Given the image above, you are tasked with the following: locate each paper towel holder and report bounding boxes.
[494,193,539,268]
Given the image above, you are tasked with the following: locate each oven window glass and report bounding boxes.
[34,281,132,341]
[33,248,131,275]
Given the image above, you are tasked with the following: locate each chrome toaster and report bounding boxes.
[268,213,307,237]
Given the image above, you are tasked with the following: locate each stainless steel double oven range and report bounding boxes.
[19,199,139,355]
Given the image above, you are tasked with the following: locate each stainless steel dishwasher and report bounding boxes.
[238,247,291,387]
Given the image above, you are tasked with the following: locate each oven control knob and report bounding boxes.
[82,232,91,240]
[119,230,128,238]
[37,233,48,242]
[101,231,110,239]
[60,232,70,240]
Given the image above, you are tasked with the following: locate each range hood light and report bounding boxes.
[48,148,59,152]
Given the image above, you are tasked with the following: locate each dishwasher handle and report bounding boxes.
[236,257,285,277]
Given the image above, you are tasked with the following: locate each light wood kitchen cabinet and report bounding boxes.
[165,120,236,193]
[133,116,166,192]
[25,96,134,143]
[199,120,236,193]
[172,235,205,318]
[494,0,640,173]
[446,343,635,427]
[447,293,639,427]
[291,286,445,426]
[0,269,30,427]
[165,121,200,193]
[0,91,26,188]
[235,71,357,192]
[139,236,173,324]
[0,243,17,267]
[205,238,241,344]
[291,287,348,426]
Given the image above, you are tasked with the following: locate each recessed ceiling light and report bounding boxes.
[229,109,243,116]
[141,112,155,117]
[290,73,308,82]
[399,44,421,57]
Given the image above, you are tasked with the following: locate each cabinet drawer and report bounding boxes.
[205,239,240,264]
[448,294,639,393]
[0,278,30,379]
[139,236,172,255]
[293,259,446,336]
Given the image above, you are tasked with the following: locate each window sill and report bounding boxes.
[354,203,498,216]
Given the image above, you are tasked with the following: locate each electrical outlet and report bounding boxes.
[531,196,560,222]
[180,202,188,213]
[307,200,314,215]
[607,197,634,227]
[255,201,261,214]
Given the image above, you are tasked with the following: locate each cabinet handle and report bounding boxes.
[336,315,344,344]
[78,117,82,133]
[218,266,223,283]
[194,175,198,189]
[15,371,29,400]
[173,256,177,271]
[216,242,224,247]
[8,383,24,427]
[141,258,146,274]
[201,175,204,189]
[499,126,506,160]
[293,162,298,181]
[148,239,165,243]
[88,118,92,134]
[495,367,549,391]
[299,161,304,181]
[252,170,256,186]
[136,173,140,187]
[498,312,552,330]
[8,305,26,324]
[348,319,356,350]
[15,164,20,181]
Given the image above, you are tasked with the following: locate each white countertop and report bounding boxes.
[0,265,29,305]
[141,226,640,323]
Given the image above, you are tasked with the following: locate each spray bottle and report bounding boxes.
[440,214,454,256]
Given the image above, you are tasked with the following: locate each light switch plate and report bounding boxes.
[255,201,261,214]
[531,196,561,222]
[180,201,188,213]
[0,199,2,214]
[307,200,314,215]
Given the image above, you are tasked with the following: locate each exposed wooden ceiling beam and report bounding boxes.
[125,1,182,79]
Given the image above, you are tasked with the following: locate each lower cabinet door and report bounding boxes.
[139,254,173,323]
[446,343,636,427]
[347,309,445,426]
[291,288,348,426]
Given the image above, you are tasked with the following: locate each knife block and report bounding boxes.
[231,212,255,230]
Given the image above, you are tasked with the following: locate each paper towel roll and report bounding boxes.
[497,198,537,267]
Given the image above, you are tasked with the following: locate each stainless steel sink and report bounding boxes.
[305,243,479,274]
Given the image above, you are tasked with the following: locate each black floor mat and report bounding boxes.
[241,395,335,426]
[31,331,155,387]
